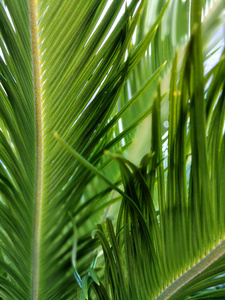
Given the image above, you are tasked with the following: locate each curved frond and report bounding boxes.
[1,0,160,298]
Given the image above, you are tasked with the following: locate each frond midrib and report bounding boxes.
[156,240,225,300]
[29,0,43,299]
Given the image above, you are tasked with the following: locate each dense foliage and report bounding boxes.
[0,0,224,299]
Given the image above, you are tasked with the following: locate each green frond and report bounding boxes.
[1,0,157,298]
[59,6,225,299]
[1,0,225,299]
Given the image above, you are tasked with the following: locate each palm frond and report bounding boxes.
[1,0,225,299]
[0,0,167,298]
[58,11,225,300]
[128,0,225,163]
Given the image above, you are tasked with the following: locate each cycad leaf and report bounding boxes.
[0,0,152,298]
[63,8,225,300]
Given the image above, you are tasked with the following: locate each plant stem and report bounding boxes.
[29,0,43,298]
[156,240,225,300]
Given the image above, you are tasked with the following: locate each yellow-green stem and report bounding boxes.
[29,0,43,299]
[156,240,225,300]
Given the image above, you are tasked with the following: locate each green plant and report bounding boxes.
[59,35,225,299]
[0,0,224,299]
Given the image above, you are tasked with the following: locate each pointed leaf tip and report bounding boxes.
[89,267,100,285]
[91,230,97,239]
